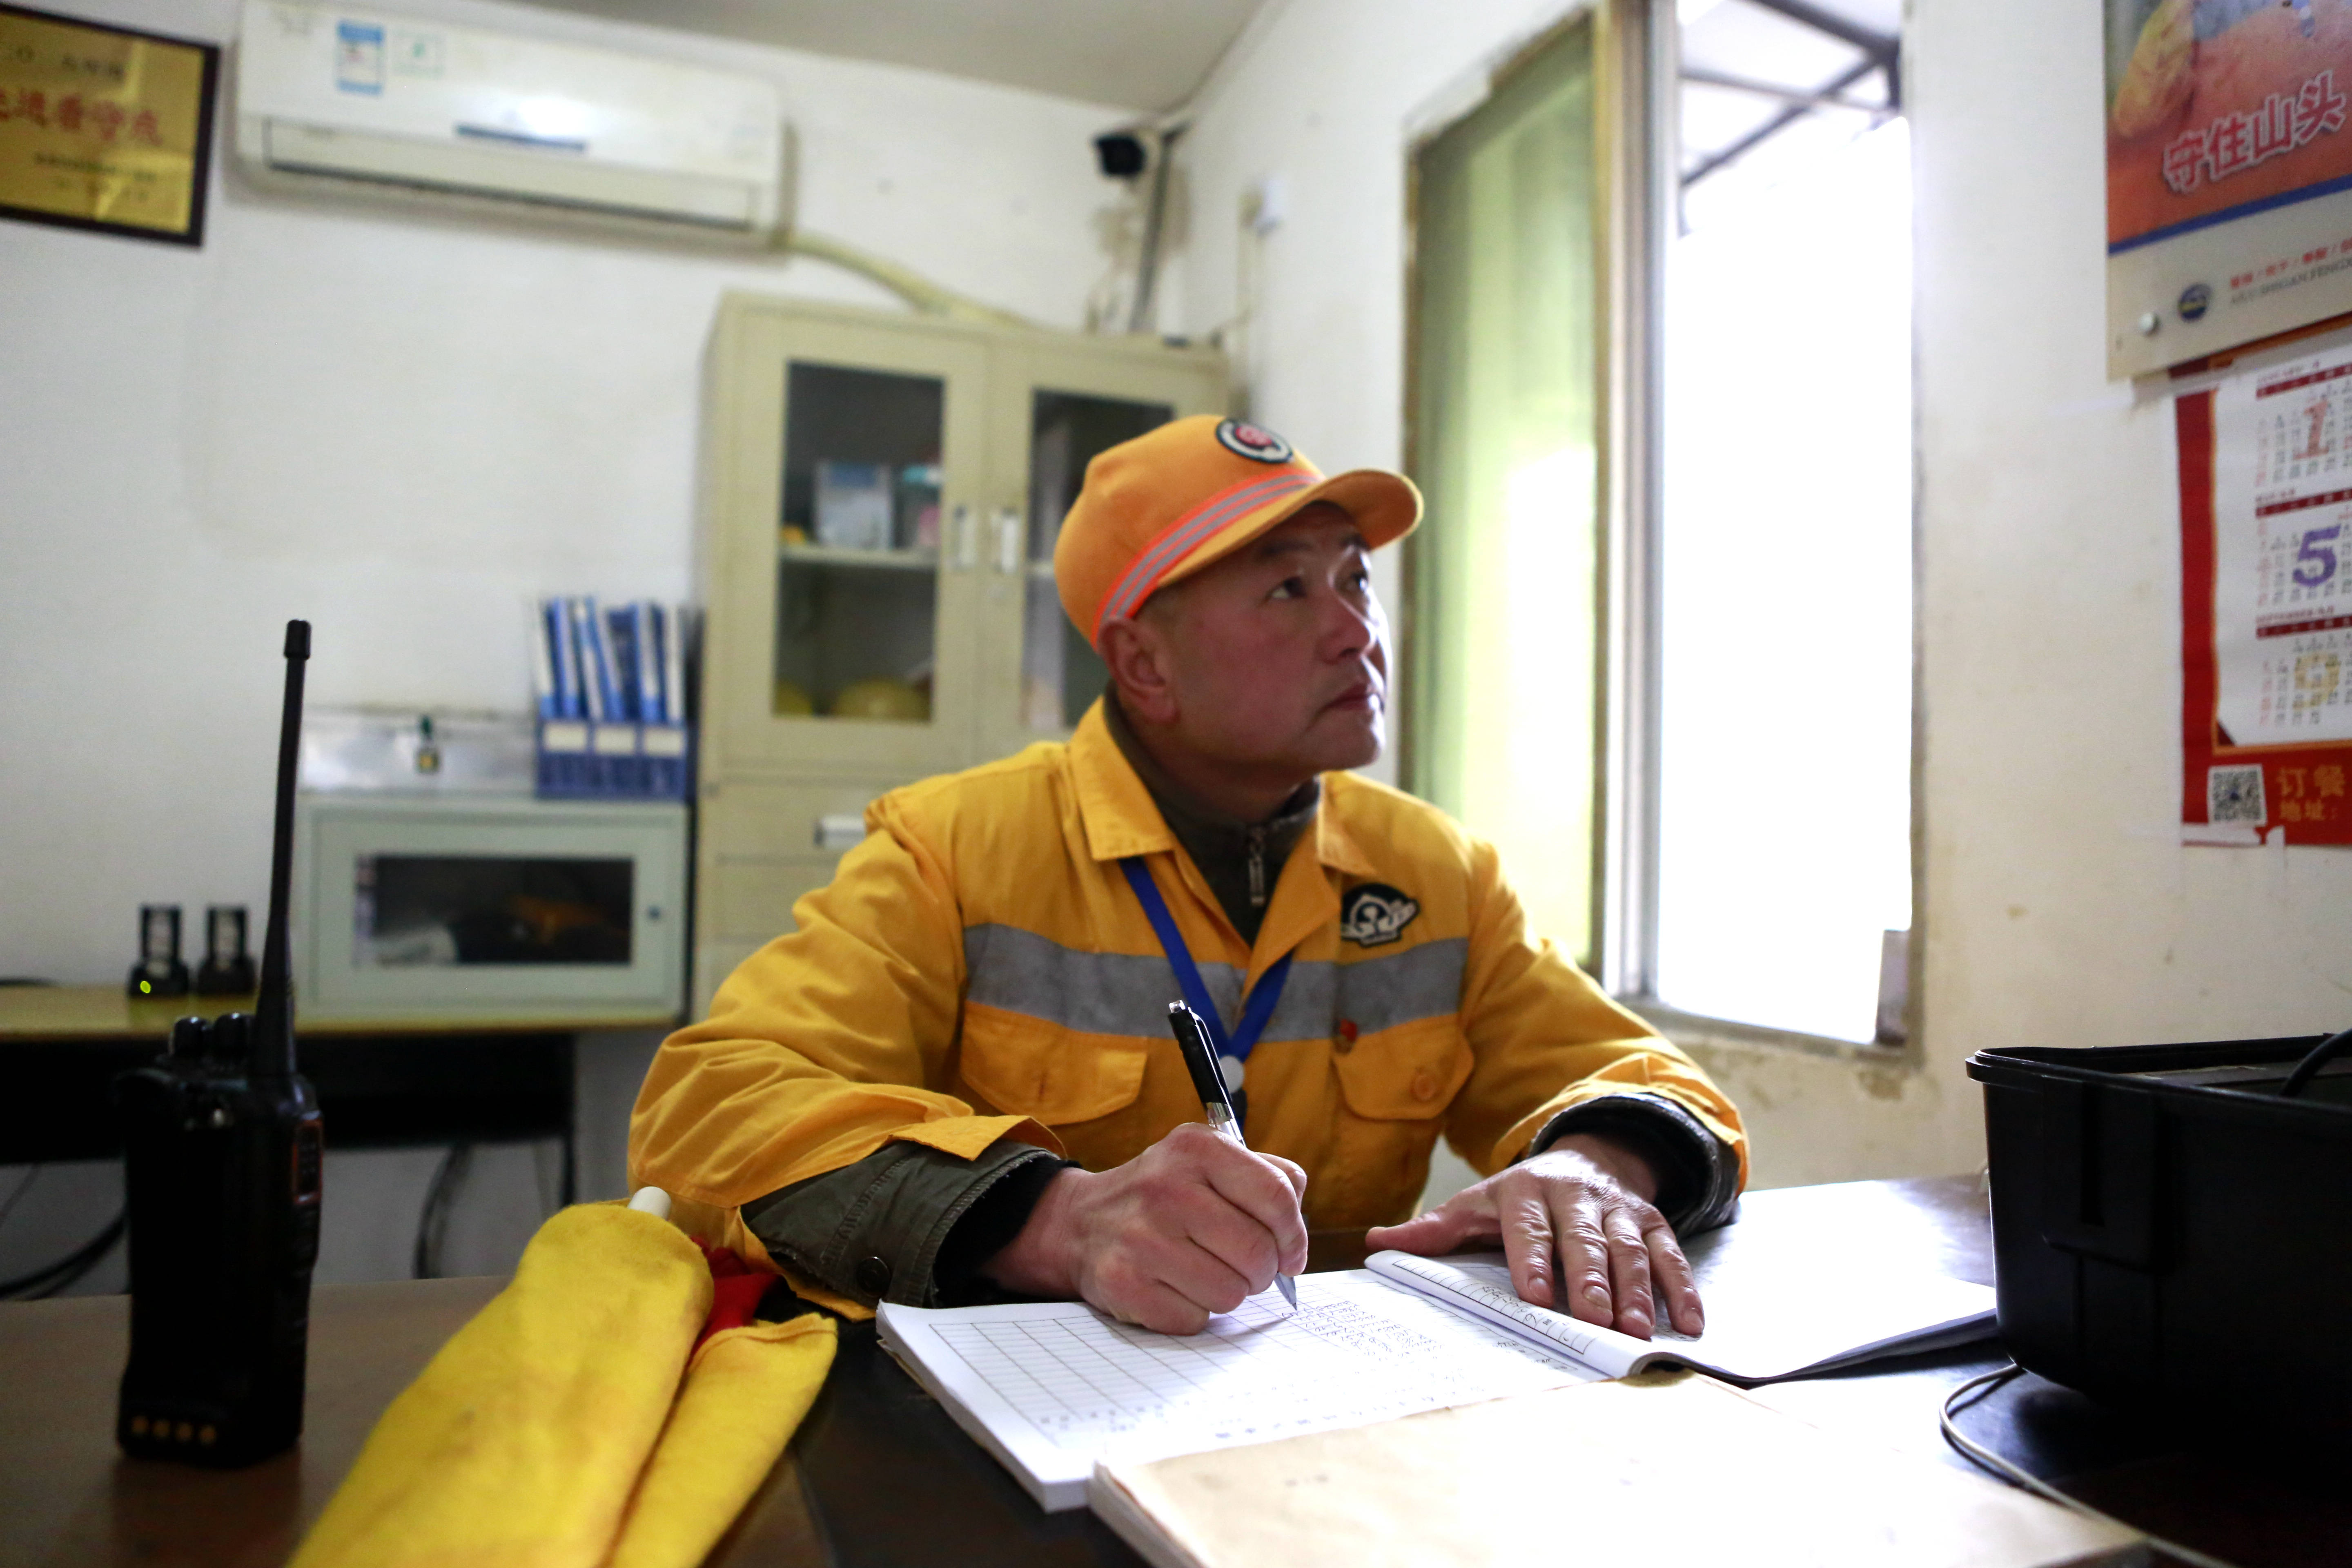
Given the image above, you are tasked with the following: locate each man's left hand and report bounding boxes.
[1363,1134,1701,1339]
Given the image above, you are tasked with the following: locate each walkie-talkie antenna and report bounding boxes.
[251,621,310,1080]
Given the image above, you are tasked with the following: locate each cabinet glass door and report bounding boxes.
[705,306,988,777]
[775,363,946,723]
[978,343,1226,759]
[1020,390,1172,731]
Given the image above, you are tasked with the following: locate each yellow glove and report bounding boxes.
[608,1313,835,1568]
[291,1203,835,1568]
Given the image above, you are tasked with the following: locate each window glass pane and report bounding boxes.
[1656,105,1912,1042]
[1023,390,1173,731]
[356,855,632,966]
[1407,19,1599,965]
[776,362,943,722]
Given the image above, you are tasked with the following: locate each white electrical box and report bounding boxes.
[294,793,687,1023]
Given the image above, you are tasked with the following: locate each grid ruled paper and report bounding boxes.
[879,1270,1600,1509]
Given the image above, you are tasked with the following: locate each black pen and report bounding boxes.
[1166,1000,1298,1308]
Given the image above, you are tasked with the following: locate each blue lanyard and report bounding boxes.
[1119,857,1293,1092]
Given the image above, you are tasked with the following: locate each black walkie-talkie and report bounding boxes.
[114,621,325,1467]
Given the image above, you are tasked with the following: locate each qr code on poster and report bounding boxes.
[2208,764,2267,825]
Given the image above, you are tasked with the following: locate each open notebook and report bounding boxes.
[877,1249,1993,1512]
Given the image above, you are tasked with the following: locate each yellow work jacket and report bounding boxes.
[630,702,1746,1265]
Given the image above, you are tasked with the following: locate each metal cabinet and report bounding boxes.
[694,294,1225,1008]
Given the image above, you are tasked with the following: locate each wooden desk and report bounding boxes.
[0,985,679,1188]
[3,1178,2343,1568]
[0,986,680,1042]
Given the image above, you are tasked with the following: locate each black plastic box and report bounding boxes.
[1967,1036,2352,1445]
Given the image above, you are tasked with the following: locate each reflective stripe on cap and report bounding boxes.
[1091,470,1316,644]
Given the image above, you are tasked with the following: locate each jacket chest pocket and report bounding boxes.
[1329,1017,1472,1120]
[956,1003,1148,1127]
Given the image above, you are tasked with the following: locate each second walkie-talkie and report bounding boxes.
[114,620,325,1466]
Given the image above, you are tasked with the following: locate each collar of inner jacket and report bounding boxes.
[1101,690,1321,949]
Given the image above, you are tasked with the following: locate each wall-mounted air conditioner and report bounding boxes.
[234,0,788,241]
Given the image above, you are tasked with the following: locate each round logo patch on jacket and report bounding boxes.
[1216,419,1294,464]
[1340,883,1419,947]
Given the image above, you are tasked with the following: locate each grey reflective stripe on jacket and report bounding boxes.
[961,924,1468,1042]
[741,1138,1061,1308]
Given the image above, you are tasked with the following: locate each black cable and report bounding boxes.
[0,1165,39,1234]
[1939,1362,2242,1568]
[418,1143,471,1279]
[0,1209,127,1299]
[1127,125,1184,334]
[530,1138,557,1218]
[2277,1025,2352,1099]
[412,1143,473,1280]
[414,1147,450,1280]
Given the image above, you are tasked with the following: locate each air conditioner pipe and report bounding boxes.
[781,229,1036,330]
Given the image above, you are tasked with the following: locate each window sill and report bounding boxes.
[1621,998,1911,1068]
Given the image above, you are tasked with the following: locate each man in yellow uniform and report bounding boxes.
[631,416,1745,1339]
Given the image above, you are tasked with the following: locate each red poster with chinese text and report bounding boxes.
[2109,0,2352,374]
[2110,0,2352,250]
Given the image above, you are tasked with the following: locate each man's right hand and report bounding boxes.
[979,1122,1308,1334]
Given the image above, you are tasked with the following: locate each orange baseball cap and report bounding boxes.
[1054,415,1422,650]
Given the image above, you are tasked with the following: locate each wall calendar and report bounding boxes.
[2179,338,2352,842]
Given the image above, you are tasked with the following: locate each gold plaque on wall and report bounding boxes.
[0,4,218,245]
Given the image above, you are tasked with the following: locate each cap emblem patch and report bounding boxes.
[1216,419,1294,464]
[1340,883,1419,947]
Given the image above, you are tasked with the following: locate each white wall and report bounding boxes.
[14,0,2342,1276]
[1178,0,2352,1193]
[0,0,1129,1287]
[0,0,1128,985]
[1905,3,2352,1120]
